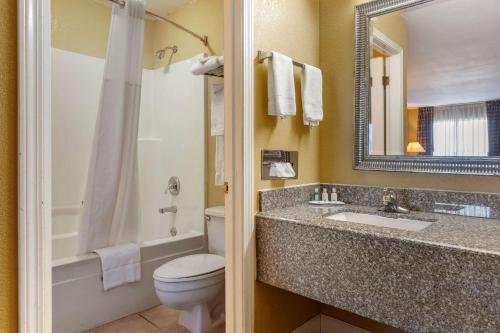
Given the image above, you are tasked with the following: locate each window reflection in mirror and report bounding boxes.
[368,0,500,157]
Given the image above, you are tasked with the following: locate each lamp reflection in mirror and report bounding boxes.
[407,141,425,154]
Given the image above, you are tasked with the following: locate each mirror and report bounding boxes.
[354,0,500,175]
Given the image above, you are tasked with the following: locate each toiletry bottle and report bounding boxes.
[314,188,320,201]
[331,188,338,202]
[322,188,329,202]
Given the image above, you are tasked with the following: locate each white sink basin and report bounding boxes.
[326,212,432,231]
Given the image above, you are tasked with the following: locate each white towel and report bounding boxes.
[268,52,296,117]
[269,162,296,178]
[211,84,224,136]
[94,243,141,291]
[210,83,225,186]
[191,56,224,75]
[215,135,225,186]
[301,64,323,126]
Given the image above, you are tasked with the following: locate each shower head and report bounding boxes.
[155,45,178,60]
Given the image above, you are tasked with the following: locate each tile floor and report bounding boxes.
[85,305,225,333]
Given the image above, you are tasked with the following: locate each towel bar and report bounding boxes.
[257,50,305,68]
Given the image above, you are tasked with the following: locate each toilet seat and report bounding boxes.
[154,254,225,283]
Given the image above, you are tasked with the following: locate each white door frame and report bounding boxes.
[224,0,255,332]
[18,0,52,332]
[372,28,405,155]
[18,0,255,332]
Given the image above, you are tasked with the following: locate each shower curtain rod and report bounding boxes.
[106,0,209,47]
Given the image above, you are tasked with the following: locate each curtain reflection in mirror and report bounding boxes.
[417,107,434,156]
[486,100,500,156]
[432,102,488,157]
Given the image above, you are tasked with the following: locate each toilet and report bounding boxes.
[153,206,225,333]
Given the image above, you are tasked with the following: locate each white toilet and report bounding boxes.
[153,206,225,333]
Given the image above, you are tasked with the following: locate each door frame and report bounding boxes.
[18,0,52,332]
[372,28,405,155]
[224,0,255,332]
[18,0,255,332]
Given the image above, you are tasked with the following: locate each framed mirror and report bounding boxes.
[354,0,500,175]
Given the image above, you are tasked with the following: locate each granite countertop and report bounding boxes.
[256,203,500,255]
[256,204,500,332]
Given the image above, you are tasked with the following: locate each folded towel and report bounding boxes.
[269,162,296,178]
[211,83,224,136]
[191,56,224,76]
[268,52,296,117]
[94,243,141,291]
[301,64,323,126]
[215,135,225,186]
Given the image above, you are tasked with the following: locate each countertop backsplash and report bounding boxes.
[259,183,500,219]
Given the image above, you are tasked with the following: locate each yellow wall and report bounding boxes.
[373,12,408,56]
[151,0,223,68]
[51,0,223,70]
[0,0,18,331]
[255,282,320,333]
[319,0,500,192]
[406,107,418,148]
[254,0,321,331]
[255,1,500,331]
[254,0,321,195]
[52,0,155,68]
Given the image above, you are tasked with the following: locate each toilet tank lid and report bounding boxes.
[205,206,225,218]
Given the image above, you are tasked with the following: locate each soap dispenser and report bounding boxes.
[322,188,329,202]
[313,188,320,201]
[331,188,338,202]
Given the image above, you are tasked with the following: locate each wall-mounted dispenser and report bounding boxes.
[261,150,298,180]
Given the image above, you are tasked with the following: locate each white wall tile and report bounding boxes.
[51,49,206,257]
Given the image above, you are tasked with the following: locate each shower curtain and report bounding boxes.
[78,0,146,254]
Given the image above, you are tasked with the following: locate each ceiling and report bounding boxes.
[145,0,193,16]
[403,0,500,106]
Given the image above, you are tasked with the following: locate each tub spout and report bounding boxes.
[159,206,177,214]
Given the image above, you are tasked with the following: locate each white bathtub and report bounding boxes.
[52,231,206,333]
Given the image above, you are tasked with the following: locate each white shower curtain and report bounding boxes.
[78,0,146,254]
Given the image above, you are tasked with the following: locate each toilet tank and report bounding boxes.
[205,206,225,256]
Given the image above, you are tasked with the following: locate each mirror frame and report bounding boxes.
[354,0,500,176]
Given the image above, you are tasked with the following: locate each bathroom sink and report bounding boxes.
[326,212,432,231]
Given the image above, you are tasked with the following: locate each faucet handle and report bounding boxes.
[382,188,396,204]
[382,188,390,204]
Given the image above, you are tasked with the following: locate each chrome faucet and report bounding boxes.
[159,206,177,214]
[378,188,409,214]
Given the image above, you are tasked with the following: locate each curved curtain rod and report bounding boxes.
[107,0,210,48]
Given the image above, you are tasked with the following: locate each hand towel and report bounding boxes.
[268,52,296,117]
[94,243,141,291]
[301,64,323,126]
[211,84,224,136]
[191,56,224,76]
[269,162,296,178]
[215,135,225,186]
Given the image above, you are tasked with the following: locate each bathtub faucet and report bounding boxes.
[159,206,177,214]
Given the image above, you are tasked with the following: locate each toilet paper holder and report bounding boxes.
[261,150,298,180]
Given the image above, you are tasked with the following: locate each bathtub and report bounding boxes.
[52,231,206,333]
